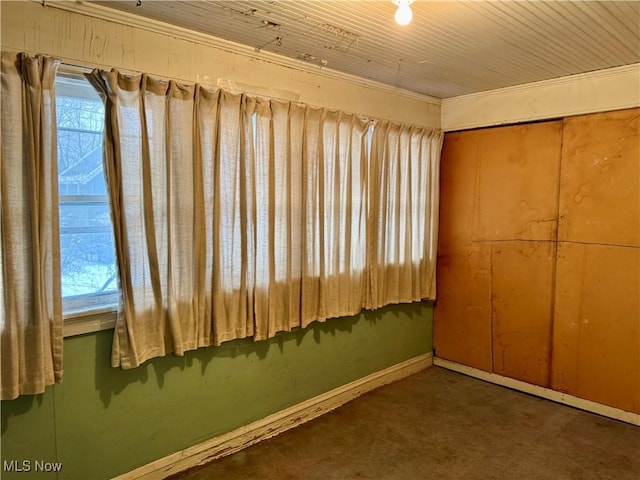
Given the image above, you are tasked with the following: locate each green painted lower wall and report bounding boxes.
[1,302,432,480]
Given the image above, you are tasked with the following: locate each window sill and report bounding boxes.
[63,309,116,337]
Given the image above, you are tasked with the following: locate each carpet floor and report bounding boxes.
[169,366,640,480]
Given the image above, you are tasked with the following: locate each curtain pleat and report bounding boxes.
[1,52,63,400]
[193,85,219,348]
[213,91,254,344]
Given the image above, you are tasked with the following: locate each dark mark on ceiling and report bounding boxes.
[261,20,281,29]
[298,53,328,67]
[223,5,259,18]
[314,22,359,41]
[310,22,360,53]
[255,35,284,53]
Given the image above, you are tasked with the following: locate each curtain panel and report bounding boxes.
[89,68,442,369]
[368,122,443,309]
[1,52,63,400]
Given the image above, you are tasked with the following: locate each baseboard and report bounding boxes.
[433,357,640,426]
[113,352,433,480]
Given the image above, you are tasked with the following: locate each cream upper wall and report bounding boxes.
[442,64,640,131]
[2,1,638,133]
[0,1,440,129]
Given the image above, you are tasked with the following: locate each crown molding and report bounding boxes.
[448,63,640,103]
[38,0,441,106]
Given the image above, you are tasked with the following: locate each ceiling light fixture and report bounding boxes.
[393,0,414,26]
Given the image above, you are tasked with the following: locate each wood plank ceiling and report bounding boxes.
[94,0,640,98]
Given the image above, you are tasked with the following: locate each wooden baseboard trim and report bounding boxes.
[433,357,640,426]
[114,352,433,480]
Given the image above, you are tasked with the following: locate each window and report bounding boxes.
[56,72,118,333]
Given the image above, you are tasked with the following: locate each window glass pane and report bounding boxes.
[59,201,116,297]
[56,74,117,313]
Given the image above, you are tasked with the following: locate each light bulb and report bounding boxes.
[395,1,413,25]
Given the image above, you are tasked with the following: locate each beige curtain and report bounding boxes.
[1,52,63,400]
[300,107,370,327]
[368,122,443,309]
[252,103,370,338]
[251,100,304,339]
[90,68,442,368]
[88,71,231,368]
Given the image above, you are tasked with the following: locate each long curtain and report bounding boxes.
[1,52,63,400]
[90,68,442,369]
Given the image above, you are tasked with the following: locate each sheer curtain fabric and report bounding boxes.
[368,122,443,309]
[90,69,442,369]
[1,52,63,400]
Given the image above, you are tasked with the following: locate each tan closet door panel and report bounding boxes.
[434,244,492,371]
[438,131,480,255]
[491,241,555,387]
[551,242,640,414]
[474,122,562,242]
[559,108,640,247]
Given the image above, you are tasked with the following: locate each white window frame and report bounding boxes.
[57,65,117,337]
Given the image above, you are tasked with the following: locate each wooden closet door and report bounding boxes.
[435,109,639,413]
[552,108,640,413]
[435,121,562,384]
